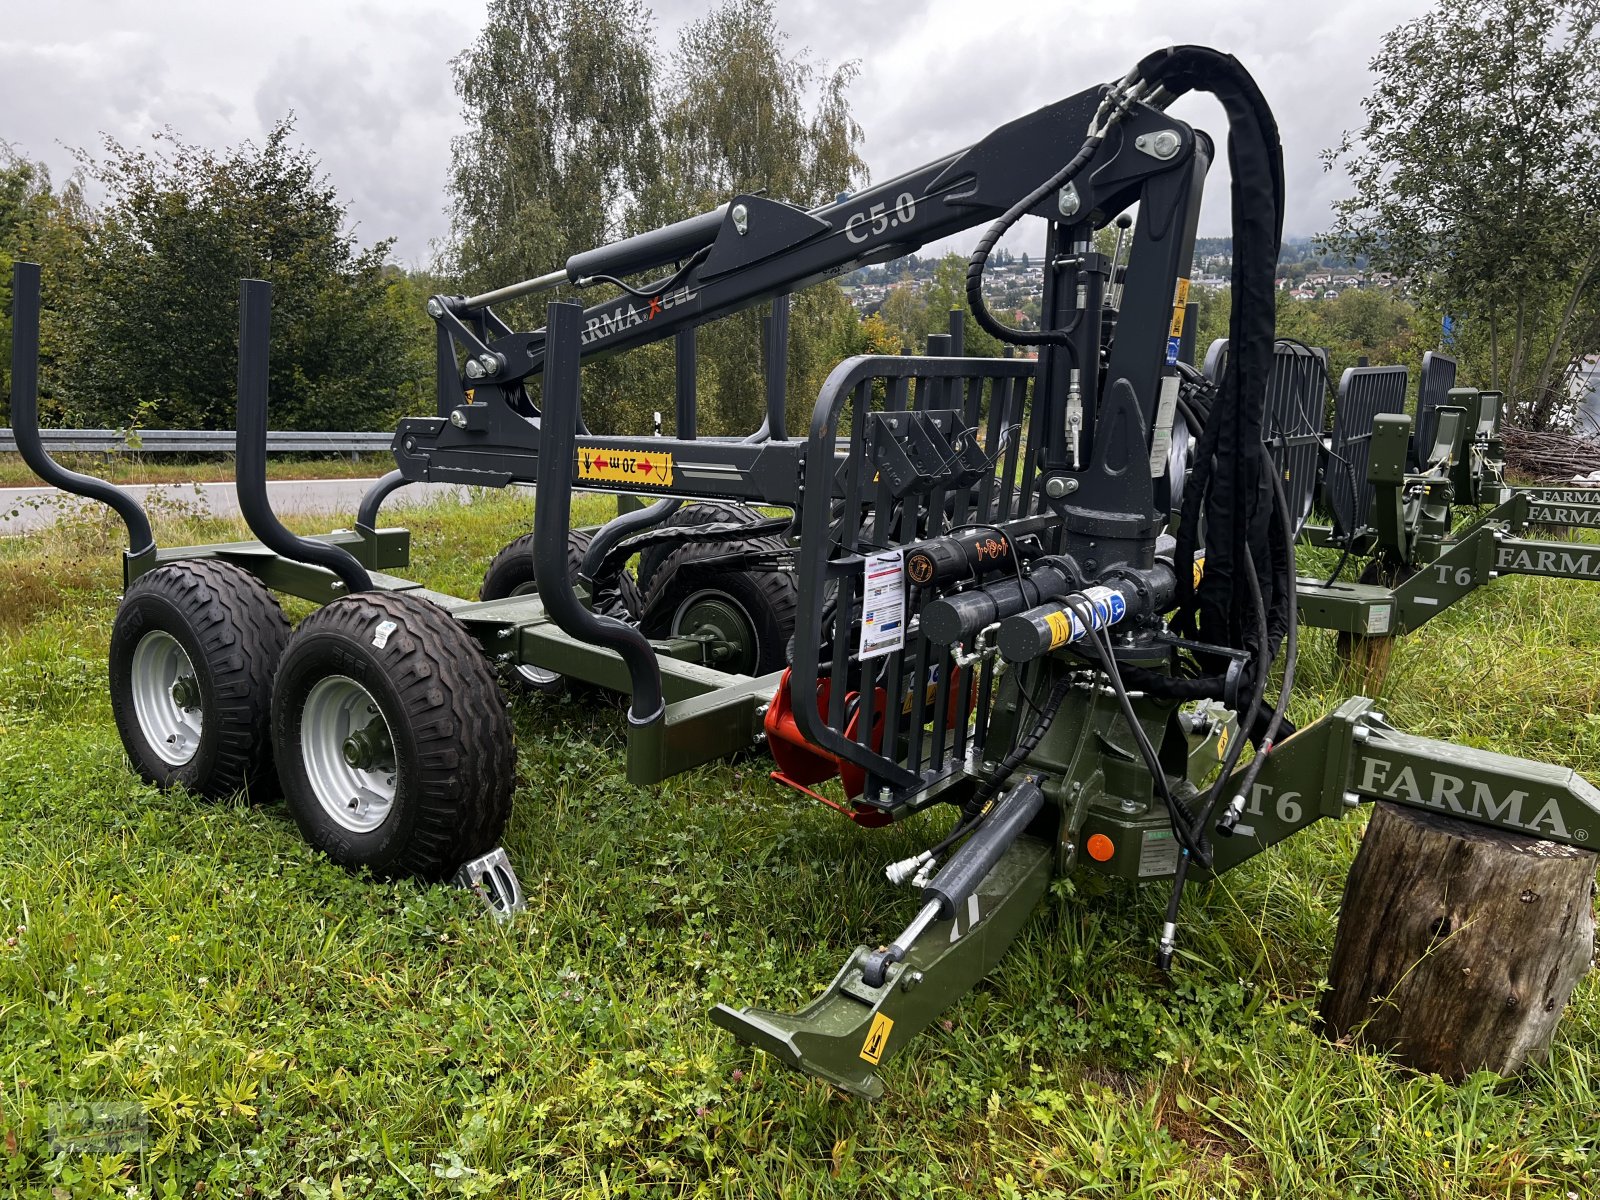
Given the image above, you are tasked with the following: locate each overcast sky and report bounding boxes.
[0,0,1430,271]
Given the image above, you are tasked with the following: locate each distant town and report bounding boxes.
[839,236,1397,325]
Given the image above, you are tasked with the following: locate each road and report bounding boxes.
[0,477,500,536]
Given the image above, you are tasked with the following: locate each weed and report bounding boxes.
[0,490,1595,1197]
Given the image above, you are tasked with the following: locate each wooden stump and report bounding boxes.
[1334,632,1396,693]
[1333,559,1413,692]
[1323,801,1597,1079]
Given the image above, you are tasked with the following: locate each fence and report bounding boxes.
[0,429,393,454]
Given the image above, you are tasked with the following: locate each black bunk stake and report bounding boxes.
[762,295,790,441]
[534,300,665,727]
[234,278,374,595]
[8,261,155,562]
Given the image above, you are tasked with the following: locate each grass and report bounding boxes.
[0,453,389,489]
[1,490,1598,1198]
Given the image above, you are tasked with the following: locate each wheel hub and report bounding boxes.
[676,593,758,674]
[341,720,392,771]
[170,674,200,711]
[130,631,204,767]
[300,675,398,834]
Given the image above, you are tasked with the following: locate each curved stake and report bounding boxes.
[235,279,373,594]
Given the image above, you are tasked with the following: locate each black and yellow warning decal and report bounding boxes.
[859,1012,893,1065]
[1045,609,1074,649]
[575,446,674,487]
[1169,278,1191,338]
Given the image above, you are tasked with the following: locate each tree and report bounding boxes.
[650,0,866,434]
[878,279,926,352]
[447,0,658,307]
[922,253,1002,357]
[1323,0,1600,428]
[0,151,86,410]
[55,122,426,431]
[445,0,869,436]
[1275,289,1422,413]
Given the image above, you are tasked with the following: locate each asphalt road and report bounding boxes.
[0,477,497,536]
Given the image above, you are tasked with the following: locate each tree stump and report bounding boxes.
[1334,632,1396,693]
[1323,801,1597,1079]
[1333,559,1414,692]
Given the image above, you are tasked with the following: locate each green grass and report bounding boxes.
[2,492,1598,1198]
[0,453,390,489]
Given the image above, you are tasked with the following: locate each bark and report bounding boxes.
[1323,802,1597,1079]
[1530,242,1600,420]
[1489,308,1500,393]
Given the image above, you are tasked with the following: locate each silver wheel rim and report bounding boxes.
[300,675,398,833]
[509,580,562,686]
[130,630,203,766]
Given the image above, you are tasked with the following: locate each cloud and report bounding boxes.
[0,0,1429,268]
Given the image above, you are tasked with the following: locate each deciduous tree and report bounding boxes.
[60,122,425,430]
[1324,0,1600,428]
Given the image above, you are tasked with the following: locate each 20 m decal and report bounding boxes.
[575,446,674,487]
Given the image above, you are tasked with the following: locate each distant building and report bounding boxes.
[1576,355,1600,434]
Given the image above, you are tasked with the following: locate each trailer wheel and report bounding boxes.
[480,528,641,694]
[109,560,291,800]
[641,543,797,676]
[634,501,778,596]
[271,591,514,880]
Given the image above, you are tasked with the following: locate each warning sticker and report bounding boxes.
[860,1012,894,1064]
[1045,609,1074,649]
[1166,278,1192,365]
[575,446,674,487]
[859,549,906,660]
[1169,278,1191,337]
[1365,604,1393,635]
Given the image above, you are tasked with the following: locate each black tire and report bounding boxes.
[634,501,779,596]
[480,528,641,695]
[109,560,291,800]
[640,542,798,676]
[1357,557,1418,588]
[481,528,641,617]
[270,590,515,881]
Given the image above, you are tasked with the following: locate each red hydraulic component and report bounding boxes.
[764,669,892,825]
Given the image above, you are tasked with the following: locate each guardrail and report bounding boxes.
[0,428,394,454]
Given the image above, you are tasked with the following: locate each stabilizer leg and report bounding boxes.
[712,833,1051,1099]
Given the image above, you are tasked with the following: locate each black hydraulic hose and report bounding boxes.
[964,133,1103,350]
[1063,594,1206,862]
[7,262,155,557]
[919,673,1071,870]
[1160,448,1297,967]
[1148,48,1286,687]
[1219,452,1300,832]
[535,301,665,726]
[236,280,373,594]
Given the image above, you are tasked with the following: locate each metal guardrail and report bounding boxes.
[0,428,393,454]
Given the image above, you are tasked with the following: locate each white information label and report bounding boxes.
[859,549,907,660]
[1149,373,1180,477]
[1364,604,1393,635]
